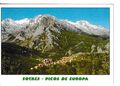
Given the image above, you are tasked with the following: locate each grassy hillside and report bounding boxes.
[40,29,109,60]
[1,30,109,75]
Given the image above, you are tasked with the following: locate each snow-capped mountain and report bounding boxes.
[66,20,109,37]
[2,14,109,38]
[1,14,109,51]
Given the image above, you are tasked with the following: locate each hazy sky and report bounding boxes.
[1,8,110,29]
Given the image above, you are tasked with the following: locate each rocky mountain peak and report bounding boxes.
[34,14,57,27]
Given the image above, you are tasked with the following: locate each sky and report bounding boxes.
[1,8,110,29]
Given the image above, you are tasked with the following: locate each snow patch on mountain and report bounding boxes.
[15,18,30,24]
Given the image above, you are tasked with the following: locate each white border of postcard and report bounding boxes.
[0,4,114,86]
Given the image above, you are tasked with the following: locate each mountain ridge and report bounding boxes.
[1,14,110,53]
[2,14,109,37]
